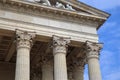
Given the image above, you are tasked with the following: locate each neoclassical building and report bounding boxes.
[0,0,109,80]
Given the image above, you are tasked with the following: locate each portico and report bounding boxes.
[0,0,109,80]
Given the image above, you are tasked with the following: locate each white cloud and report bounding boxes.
[84,65,89,80]
[100,49,120,79]
[98,22,117,33]
[84,49,120,80]
[84,50,116,80]
[79,0,120,10]
[84,73,89,80]
[104,70,120,80]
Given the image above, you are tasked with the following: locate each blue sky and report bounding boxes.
[79,0,120,80]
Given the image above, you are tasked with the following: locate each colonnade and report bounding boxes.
[15,30,102,80]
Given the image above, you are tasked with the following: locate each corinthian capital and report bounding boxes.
[86,41,103,59]
[52,35,70,55]
[16,29,36,49]
[72,58,85,70]
[53,35,70,47]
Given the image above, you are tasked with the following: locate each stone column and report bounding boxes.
[72,58,85,80]
[86,41,102,80]
[67,66,73,80]
[31,66,41,80]
[15,30,35,80]
[73,66,84,80]
[53,35,70,80]
[42,59,53,80]
[31,73,41,80]
[68,71,73,80]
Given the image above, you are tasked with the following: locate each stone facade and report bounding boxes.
[0,0,109,80]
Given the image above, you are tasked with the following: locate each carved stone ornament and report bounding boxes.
[16,29,36,49]
[55,2,65,9]
[28,0,76,11]
[86,41,103,59]
[53,35,70,47]
[34,0,51,6]
[72,58,85,71]
[52,35,70,55]
[66,4,76,11]
[40,55,53,66]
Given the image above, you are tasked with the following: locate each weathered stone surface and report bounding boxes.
[15,30,35,80]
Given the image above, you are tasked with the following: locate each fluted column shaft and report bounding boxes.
[53,35,70,80]
[68,71,73,80]
[15,30,35,80]
[86,42,102,80]
[72,58,85,80]
[73,66,84,80]
[42,62,53,80]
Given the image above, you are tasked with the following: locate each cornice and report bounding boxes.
[0,0,105,28]
[66,0,110,17]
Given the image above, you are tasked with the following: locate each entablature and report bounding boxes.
[0,17,99,44]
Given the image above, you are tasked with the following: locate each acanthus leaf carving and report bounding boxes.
[53,35,70,47]
[16,29,36,49]
[52,35,70,55]
[86,41,103,59]
[72,58,86,68]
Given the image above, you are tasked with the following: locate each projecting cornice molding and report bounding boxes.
[0,0,110,29]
